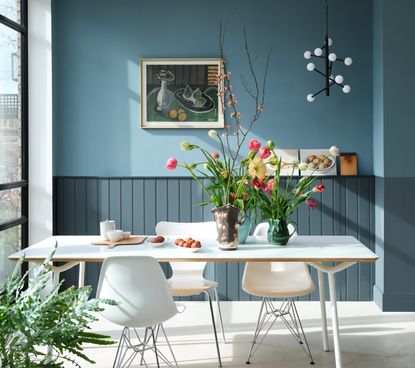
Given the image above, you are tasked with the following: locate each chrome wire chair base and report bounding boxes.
[246,298,315,365]
[113,324,178,368]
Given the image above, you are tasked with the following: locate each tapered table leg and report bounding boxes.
[78,262,85,287]
[328,272,342,368]
[318,269,329,352]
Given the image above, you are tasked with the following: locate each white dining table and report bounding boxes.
[9,235,378,368]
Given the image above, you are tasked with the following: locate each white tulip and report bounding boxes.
[329,146,340,157]
[208,129,218,138]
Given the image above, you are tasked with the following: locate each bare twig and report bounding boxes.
[217,22,272,203]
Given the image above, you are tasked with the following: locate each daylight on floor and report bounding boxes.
[1,0,414,367]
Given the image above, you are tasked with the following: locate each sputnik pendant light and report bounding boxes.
[304,0,353,102]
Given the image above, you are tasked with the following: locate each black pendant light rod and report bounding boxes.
[304,0,353,102]
[325,0,330,95]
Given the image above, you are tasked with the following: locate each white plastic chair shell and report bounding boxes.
[156,221,226,351]
[97,256,178,328]
[243,222,314,298]
[155,221,217,295]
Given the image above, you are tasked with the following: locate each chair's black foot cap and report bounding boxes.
[246,361,251,365]
[310,361,315,365]
[299,341,303,344]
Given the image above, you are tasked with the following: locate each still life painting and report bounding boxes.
[140,58,224,128]
[299,148,338,176]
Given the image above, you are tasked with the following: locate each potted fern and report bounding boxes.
[0,245,116,367]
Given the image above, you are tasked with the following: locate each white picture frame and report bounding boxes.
[266,149,300,176]
[140,58,224,129]
[299,149,337,176]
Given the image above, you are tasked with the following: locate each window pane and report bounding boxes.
[0,225,20,281]
[0,187,21,223]
[0,0,21,24]
[0,23,22,184]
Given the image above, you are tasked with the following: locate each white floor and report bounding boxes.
[79,302,415,368]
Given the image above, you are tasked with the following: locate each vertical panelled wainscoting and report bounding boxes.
[53,176,375,301]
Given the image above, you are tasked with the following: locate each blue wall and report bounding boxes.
[373,0,415,311]
[52,0,374,176]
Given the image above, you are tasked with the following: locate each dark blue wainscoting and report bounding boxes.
[53,176,375,301]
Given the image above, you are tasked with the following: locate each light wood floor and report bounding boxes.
[78,301,415,368]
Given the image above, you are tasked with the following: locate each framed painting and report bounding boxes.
[266,149,300,176]
[299,149,337,176]
[140,58,224,129]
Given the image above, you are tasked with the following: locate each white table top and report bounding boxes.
[9,235,378,263]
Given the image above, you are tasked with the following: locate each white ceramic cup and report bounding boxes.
[121,231,131,239]
[100,220,116,240]
[107,230,123,242]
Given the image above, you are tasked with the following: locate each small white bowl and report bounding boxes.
[121,231,131,239]
[146,236,168,247]
[174,243,202,253]
[107,230,123,242]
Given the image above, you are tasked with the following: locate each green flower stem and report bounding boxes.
[177,165,215,205]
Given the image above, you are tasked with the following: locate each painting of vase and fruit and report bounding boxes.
[140,58,224,128]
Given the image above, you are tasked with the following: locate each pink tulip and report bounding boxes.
[211,151,220,160]
[259,146,271,159]
[166,157,178,170]
[265,178,277,194]
[248,139,261,152]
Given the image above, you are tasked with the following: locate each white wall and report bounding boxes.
[28,0,53,244]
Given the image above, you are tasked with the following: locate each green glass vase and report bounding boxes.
[267,218,297,245]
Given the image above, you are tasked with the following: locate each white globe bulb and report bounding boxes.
[307,94,315,102]
[314,48,323,56]
[329,53,337,62]
[307,63,315,72]
[344,57,353,66]
[343,85,351,94]
[335,75,344,84]
[304,51,312,59]
[328,38,333,46]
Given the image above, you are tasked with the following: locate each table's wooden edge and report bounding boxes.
[9,256,379,263]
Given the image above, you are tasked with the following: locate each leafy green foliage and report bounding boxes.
[0,244,116,367]
[251,150,321,220]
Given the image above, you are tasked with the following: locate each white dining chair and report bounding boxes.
[156,221,225,367]
[97,256,179,368]
[242,222,315,365]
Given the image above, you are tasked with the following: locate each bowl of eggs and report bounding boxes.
[306,154,334,172]
[174,237,202,252]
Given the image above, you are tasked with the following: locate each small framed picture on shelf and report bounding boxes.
[339,153,358,176]
[140,58,224,129]
[266,149,300,176]
[299,149,337,176]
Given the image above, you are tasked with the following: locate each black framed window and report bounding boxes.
[0,0,28,281]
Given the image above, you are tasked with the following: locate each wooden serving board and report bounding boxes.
[91,236,147,248]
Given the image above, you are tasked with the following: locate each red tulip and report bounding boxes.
[166,157,178,170]
[230,192,237,202]
[248,139,261,152]
[259,146,271,159]
[313,183,325,192]
[242,192,249,202]
[252,177,266,190]
[306,199,318,209]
